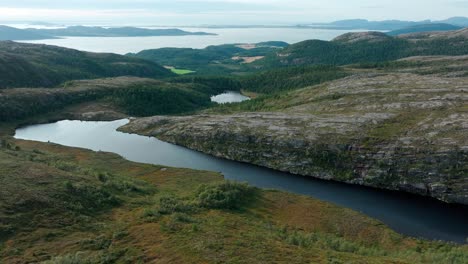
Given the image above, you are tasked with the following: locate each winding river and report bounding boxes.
[15,119,468,243]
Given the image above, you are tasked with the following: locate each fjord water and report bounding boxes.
[15,119,468,243]
[20,27,362,54]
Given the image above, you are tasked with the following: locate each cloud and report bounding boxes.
[0,0,465,24]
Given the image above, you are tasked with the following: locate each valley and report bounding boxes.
[0,25,467,263]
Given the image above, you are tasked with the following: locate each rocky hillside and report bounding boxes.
[121,72,468,204]
[0,41,174,88]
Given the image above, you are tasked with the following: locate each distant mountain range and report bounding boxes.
[0,25,216,40]
[27,26,217,37]
[0,26,56,41]
[387,23,463,36]
[303,17,468,30]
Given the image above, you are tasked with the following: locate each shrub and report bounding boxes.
[79,235,112,250]
[0,224,15,238]
[172,212,196,223]
[63,182,120,213]
[0,139,7,148]
[158,196,195,215]
[195,181,256,209]
[43,252,93,264]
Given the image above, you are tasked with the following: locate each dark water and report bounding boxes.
[14,119,468,243]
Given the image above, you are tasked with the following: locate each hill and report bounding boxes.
[308,19,430,30]
[333,31,391,43]
[0,76,239,121]
[27,26,216,37]
[129,42,288,75]
[387,23,463,36]
[304,17,468,30]
[254,29,468,68]
[399,27,468,40]
[124,66,468,205]
[0,41,174,88]
[0,25,55,40]
[438,16,468,27]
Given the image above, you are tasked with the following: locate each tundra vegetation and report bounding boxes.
[0,29,467,263]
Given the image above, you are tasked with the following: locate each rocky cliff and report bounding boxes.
[121,73,468,204]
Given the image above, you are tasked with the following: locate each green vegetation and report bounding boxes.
[0,140,466,263]
[239,65,348,94]
[196,181,256,209]
[109,82,215,116]
[170,68,196,75]
[1,30,468,263]
[0,41,174,88]
[128,42,288,75]
[254,30,468,68]
[0,77,240,122]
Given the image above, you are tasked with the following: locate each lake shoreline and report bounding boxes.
[14,119,468,243]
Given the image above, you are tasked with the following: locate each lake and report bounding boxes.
[211,91,250,104]
[14,119,468,243]
[19,27,363,54]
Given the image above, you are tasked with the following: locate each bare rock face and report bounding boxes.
[121,73,468,204]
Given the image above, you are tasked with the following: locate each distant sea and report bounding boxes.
[18,27,364,54]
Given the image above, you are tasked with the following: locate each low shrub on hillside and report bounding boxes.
[63,182,120,213]
[195,181,256,209]
[158,196,196,215]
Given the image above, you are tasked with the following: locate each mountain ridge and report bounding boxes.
[0,25,216,40]
[0,41,174,88]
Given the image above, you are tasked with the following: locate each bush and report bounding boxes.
[63,182,120,213]
[79,235,112,250]
[158,196,195,215]
[43,252,93,264]
[0,224,15,238]
[196,181,256,209]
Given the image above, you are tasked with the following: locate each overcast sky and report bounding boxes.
[0,0,467,25]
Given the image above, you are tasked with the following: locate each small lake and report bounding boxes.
[211,91,250,104]
[14,119,468,243]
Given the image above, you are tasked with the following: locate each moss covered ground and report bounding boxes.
[0,138,466,263]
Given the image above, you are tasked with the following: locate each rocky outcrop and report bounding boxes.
[121,73,468,204]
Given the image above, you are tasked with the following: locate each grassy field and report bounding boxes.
[170,68,196,75]
[0,137,467,263]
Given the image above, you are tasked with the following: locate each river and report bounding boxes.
[14,119,468,243]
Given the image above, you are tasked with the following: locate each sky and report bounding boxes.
[0,0,467,25]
